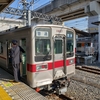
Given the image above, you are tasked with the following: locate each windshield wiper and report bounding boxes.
[66,52,74,57]
[43,50,50,60]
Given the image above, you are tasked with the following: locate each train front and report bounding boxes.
[27,25,75,94]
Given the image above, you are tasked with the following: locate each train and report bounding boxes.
[0,24,75,94]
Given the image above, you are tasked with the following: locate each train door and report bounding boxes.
[7,41,13,69]
[53,34,66,79]
[20,38,26,76]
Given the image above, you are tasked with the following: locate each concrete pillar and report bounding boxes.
[85,0,100,62]
[98,24,100,62]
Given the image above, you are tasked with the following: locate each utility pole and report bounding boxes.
[23,0,27,26]
[21,0,28,26]
[20,0,32,26]
[28,10,31,26]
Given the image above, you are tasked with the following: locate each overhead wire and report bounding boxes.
[0,0,99,32]
[65,17,88,25]
[34,0,41,4]
[11,0,20,19]
[0,0,37,30]
[0,0,21,31]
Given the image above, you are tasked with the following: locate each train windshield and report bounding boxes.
[66,31,74,57]
[35,39,50,55]
[35,27,51,62]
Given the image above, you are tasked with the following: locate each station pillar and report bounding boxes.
[98,24,100,62]
[85,1,100,62]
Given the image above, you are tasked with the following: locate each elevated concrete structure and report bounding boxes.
[0,0,14,12]
[36,0,100,21]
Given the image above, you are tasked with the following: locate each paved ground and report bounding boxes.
[0,68,47,100]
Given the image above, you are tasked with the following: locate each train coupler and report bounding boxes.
[53,78,69,95]
[55,87,67,95]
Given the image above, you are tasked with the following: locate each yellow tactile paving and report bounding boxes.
[0,86,12,100]
[2,82,13,88]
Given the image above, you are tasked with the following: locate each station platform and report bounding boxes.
[0,68,47,100]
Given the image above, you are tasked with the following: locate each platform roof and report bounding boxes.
[72,27,90,37]
[0,0,14,12]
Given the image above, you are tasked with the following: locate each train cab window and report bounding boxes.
[66,31,74,57]
[35,27,51,62]
[0,42,3,54]
[35,39,50,55]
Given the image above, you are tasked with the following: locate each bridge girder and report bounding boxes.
[36,0,97,21]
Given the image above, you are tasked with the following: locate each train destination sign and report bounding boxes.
[36,31,49,37]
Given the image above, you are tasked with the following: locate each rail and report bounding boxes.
[76,66,100,75]
[47,93,74,100]
[58,94,74,100]
[40,90,74,100]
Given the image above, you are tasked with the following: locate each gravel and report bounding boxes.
[46,64,100,100]
[66,69,100,100]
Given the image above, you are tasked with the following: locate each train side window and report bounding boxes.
[66,31,74,57]
[77,43,81,47]
[0,42,3,54]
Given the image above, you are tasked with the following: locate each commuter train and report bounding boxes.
[0,24,75,94]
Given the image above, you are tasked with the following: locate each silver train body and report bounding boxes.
[0,25,75,94]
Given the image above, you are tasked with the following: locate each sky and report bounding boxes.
[65,17,88,32]
[1,0,88,32]
[10,0,51,10]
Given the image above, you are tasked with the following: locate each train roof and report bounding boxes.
[35,24,73,29]
[0,26,31,36]
[0,24,74,36]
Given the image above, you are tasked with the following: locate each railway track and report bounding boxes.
[58,94,74,100]
[76,66,100,75]
[39,90,74,100]
[46,93,74,100]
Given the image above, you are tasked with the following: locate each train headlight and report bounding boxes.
[36,65,42,71]
[69,59,74,64]
[36,64,48,71]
